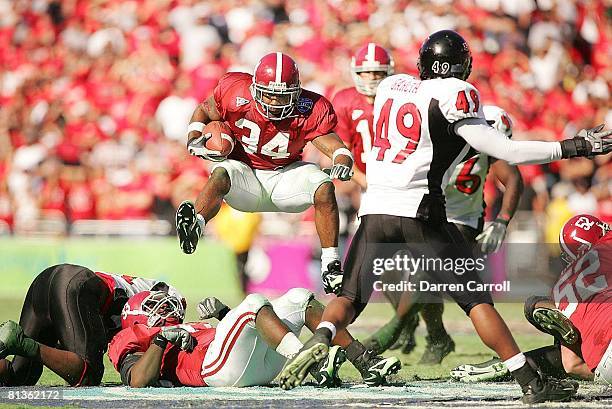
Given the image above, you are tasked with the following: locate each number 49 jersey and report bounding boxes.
[360,74,482,220]
[445,105,513,230]
[553,232,612,371]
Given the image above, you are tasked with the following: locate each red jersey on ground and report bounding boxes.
[108,323,215,387]
[553,232,612,370]
[213,72,337,170]
[332,87,374,173]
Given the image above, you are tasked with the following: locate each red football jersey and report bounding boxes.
[213,72,337,170]
[553,232,612,370]
[331,87,374,173]
[108,323,216,386]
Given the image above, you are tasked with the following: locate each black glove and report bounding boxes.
[154,327,197,352]
[560,124,612,159]
[197,297,231,321]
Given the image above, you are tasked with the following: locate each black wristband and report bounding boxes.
[152,334,168,349]
[218,306,231,321]
[495,217,510,226]
[560,137,589,158]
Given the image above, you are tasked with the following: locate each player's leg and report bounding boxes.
[279,215,402,389]
[451,345,566,382]
[177,160,262,254]
[429,223,575,403]
[0,266,57,386]
[47,264,110,385]
[524,295,579,345]
[203,293,309,387]
[269,162,342,290]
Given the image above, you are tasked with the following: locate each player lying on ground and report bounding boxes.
[364,105,524,364]
[177,52,354,296]
[452,214,612,385]
[0,263,182,386]
[110,288,400,388]
[278,30,611,404]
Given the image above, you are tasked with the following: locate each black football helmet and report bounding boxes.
[417,30,472,81]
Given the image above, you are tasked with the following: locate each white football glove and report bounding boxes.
[187,135,226,162]
[197,297,230,321]
[476,219,508,254]
[157,326,197,352]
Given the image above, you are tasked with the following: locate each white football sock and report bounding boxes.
[276,332,303,359]
[504,353,527,372]
[321,247,339,273]
[316,321,337,340]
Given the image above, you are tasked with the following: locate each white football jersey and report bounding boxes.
[445,105,513,229]
[359,74,483,219]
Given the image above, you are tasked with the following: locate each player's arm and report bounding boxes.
[455,119,612,164]
[311,133,354,181]
[187,96,223,145]
[560,345,594,381]
[351,167,367,190]
[121,347,164,388]
[476,159,524,253]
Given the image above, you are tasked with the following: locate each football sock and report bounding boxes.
[321,247,339,273]
[276,332,303,359]
[315,322,336,341]
[505,353,538,390]
[525,345,565,378]
[346,340,368,363]
[196,214,206,236]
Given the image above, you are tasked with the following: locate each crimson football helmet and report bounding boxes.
[251,52,301,121]
[351,43,395,96]
[559,214,609,264]
[121,291,185,329]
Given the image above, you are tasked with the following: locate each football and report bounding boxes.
[203,121,235,158]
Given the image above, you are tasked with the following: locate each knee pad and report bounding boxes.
[284,288,314,309]
[243,293,271,314]
[524,295,553,332]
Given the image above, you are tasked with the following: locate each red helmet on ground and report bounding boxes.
[351,43,395,96]
[559,214,609,264]
[121,291,185,329]
[251,52,301,121]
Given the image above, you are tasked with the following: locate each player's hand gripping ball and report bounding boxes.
[188,121,235,162]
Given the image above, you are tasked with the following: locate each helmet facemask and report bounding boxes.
[251,81,301,121]
[351,62,394,97]
[140,291,185,327]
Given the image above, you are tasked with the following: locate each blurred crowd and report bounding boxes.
[0,0,610,236]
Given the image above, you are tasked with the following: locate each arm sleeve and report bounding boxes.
[454,118,562,165]
[119,353,142,386]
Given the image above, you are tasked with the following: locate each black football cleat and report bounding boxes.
[419,334,455,365]
[521,375,577,404]
[309,345,346,388]
[176,200,202,254]
[351,349,401,386]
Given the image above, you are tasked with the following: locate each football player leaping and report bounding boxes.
[279,30,611,403]
[0,263,183,386]
[110,288,400,388]
[452,214,611,385]
[177,52,353,295]
[365,105,524,364]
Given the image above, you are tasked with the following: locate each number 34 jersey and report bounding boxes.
[213,73,337,170]
[444,105,513,230]
[359,74,483,220]
[553,232,612,371]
